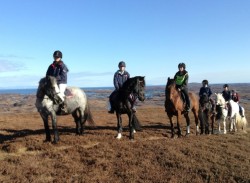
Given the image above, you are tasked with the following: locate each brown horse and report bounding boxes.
[164,77,199,138]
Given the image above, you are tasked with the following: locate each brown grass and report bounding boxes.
[0,90,249,183]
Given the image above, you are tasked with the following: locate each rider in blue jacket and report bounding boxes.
[108,61,136,113]
[46,50,69,114]
[199,79,215,113]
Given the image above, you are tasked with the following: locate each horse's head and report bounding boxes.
[165,77,178,101]
[122,76,146,101]
[135,76,146,101]
[215,93,226,106]
[199,93,209,106]
[37,76,62,104]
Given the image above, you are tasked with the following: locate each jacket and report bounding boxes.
[46,61,69,84]
[199,86,212,98]
[113,70,130,90]
[222,90,231,102]
[174,70,188,88]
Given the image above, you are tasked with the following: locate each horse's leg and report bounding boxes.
[177,112,183,137]
[223,117,227,134]
[205,111,209,134]
[50,111,59,143]
[198,109,204,134]
[194,110,200,135]
[184,112,190,136]
[76,108,85,135]
[218,120,221,133]
[72,110,81,135]
[211,115,215,134]
[128,112,134,140]
[116,113,122,139]
[40,112,51,142]
[168,115,175,138]
[233,116,237,132]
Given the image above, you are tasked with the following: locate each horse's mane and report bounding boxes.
[39,77,46,85]
[121,76,145,92]
[166,78,175,87]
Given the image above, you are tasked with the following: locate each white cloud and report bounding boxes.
[0,59,26,72]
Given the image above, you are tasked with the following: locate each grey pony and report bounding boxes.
[35,76,94,143]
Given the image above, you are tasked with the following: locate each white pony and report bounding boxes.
[215,93,247,134]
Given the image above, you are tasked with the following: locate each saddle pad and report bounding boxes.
[64,88,74,98]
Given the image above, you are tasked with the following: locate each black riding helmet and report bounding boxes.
[202,79,208,85]
[53,50,63,58]
[178,62,186,69]
[223,84,229,88]
[118,61,126,67]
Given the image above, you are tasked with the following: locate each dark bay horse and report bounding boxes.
[110,76,145,140]
[198,94,215,134]
[35,76,94,143]
[164,77,199,138]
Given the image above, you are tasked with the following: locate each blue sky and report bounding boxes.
[0,0,249,89]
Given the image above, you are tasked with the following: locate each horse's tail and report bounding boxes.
[236,114,248,132]
[84,102,95,126]
[132,114,142,131]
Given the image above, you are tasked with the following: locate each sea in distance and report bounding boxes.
[0,83,249,100]
[0,86,166,100]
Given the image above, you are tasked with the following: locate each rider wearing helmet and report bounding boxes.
[199,80,212,98]
[114,61,130,90]
[199,79,215,113]
[174,62,190,112]
[108,61,136,113]
[46,50,69,114]
[222,84,231,102]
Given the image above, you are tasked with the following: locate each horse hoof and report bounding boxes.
[129,137,135,141]
[116,133,122,139]
[44,139,51,143]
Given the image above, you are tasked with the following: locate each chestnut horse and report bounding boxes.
[165,78,199,138]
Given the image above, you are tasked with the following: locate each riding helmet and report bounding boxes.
[178,62,186,69]
[118,61,126,67]
[223,84,229,88]
[53,50,63,58]
[202,79,208,85]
